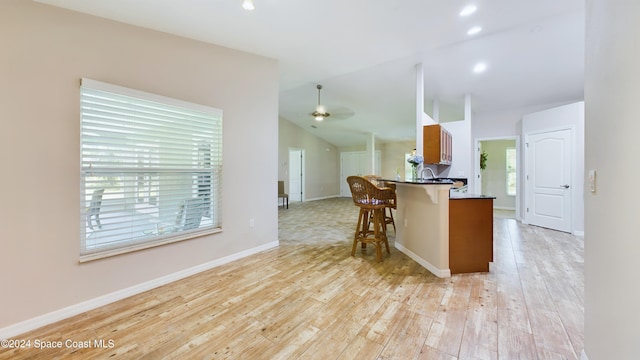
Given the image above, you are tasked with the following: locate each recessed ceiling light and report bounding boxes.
[467,26,482,35]
[459,5,477,17]
[473,62,487,73]
[242,0,255,11]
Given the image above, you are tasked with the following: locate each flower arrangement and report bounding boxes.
[407,154,424,167]
[407,154,423,180]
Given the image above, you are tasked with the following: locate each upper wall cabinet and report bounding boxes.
[423,124,452,165]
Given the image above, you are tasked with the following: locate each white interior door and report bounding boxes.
[340,151,381,197]
[288,149,304,202]
[525,129,572,232]
[340,152,361,197]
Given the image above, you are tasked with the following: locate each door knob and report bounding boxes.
[561,184,570,189]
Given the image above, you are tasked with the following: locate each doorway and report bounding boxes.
[288,148,304,202]
[474,137,520,219]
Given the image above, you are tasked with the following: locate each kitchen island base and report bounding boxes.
[390,180,494,278]
[449,197,494,274]
[393,182,452,278]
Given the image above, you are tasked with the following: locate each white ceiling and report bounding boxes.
[36,0,585,147]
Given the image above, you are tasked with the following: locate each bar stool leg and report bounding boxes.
[352,208,365,257]
[376,208,389,256]
[371,208,383,262]
[380,210,390,254]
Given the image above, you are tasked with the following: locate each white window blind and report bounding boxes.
[80,78,222,262]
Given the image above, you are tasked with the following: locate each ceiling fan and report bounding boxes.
[280,84,354,124]
[311,84,330,121]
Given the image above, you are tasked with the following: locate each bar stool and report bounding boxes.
[363,175,396,233]
[346,176,392,262]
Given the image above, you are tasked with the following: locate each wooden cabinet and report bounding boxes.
[423,124,452,165]
[449,198,494,274]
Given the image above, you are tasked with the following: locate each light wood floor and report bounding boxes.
[1,197,583,359]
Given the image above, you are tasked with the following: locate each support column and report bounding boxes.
[415,63,424,157]
[366,132,376,174]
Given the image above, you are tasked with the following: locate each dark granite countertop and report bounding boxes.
[383,179,495,199]
[449,192,496,200]
[383,178,454,185]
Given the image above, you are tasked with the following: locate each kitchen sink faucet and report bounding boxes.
[421,166,436,180]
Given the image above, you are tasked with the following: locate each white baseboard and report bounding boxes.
[574,230,585,237]
[493,206,516,211]
[394,242,451,278]
[0,240,279,339]
[304,195,341,202]
[580,349,589,360]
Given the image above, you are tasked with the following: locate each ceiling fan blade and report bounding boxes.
[323,106,354,120]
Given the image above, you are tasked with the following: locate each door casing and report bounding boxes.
[288,148,304,202]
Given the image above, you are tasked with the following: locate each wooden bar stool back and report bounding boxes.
[346,176,391,262]
[363,175,396,233]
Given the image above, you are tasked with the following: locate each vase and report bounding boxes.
[411,166,418,181]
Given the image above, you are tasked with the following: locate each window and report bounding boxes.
[506,147,516,196]
[404,153,412,180]
[80,79,222,261]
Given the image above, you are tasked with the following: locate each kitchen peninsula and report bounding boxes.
[388,179,495,278]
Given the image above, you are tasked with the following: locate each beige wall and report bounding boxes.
[276,136,413,198]
[337,141,415,180]
[0,0,278,329]
[380,141,416,179]
[278,118,340,199]
[585,0,640,358]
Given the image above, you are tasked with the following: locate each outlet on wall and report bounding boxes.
[249,218,255,228]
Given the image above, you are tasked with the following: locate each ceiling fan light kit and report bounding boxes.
[312,84,330,121]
